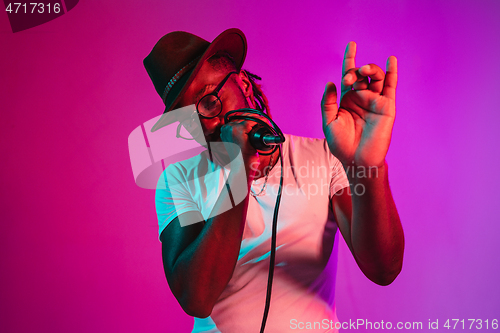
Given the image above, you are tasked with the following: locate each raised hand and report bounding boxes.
[321,41,398,168]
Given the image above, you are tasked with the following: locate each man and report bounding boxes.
[144,28,404,332]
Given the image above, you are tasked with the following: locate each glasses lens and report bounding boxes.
[198,94,221,117]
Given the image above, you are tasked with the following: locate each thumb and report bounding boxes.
[321,82,338,127]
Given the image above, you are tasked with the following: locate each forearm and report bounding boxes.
[348,161,404,285]
[169,159,257,316]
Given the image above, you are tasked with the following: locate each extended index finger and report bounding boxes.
[341,42,357,99]
[342,41,357,75]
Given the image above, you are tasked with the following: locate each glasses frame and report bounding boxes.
[176,71,239,140]
[196,70,239,119]
[176,111,198,140]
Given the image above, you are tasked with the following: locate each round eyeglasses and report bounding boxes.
[176,71,238,140]
[196,71,238,118]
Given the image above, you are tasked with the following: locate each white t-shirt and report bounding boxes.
[156,134,349,332]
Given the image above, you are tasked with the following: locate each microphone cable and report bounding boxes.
[223,108,285,333]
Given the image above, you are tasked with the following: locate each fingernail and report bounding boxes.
[344,73,352,82]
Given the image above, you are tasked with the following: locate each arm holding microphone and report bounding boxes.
[160,111,278,318]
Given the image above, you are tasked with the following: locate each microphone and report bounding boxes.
[249,126,284,151]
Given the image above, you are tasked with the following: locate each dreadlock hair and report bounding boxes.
[207,52,271,117]
[243,70,271,117]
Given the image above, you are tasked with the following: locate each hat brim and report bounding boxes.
[151,28,247,132]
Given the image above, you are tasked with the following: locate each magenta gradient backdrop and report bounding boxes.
[1,0,499,332]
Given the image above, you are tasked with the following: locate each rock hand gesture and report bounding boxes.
[321,41,398,168]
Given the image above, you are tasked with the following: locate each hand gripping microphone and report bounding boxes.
[223,108,285,155]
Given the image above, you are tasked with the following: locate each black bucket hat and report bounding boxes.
[143,28,247,132]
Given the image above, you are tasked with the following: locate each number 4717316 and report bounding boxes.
[5,3,61,14]
[443,319,498,330]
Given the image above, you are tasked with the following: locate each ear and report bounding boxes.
[238,70,254,99]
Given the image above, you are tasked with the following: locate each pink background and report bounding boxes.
[1,0,499,332]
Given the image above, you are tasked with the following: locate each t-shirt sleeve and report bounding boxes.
[155,164,200,241]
